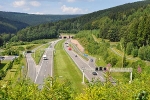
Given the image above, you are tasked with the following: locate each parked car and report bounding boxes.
[75,55,77,57]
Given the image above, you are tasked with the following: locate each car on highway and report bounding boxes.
[68,47,72,50]
[0,56,5,60]
[92,71,97,75]
[43,55,47,60]
[90,59,93,62]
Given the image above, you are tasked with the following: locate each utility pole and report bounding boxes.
[82,67,85,84]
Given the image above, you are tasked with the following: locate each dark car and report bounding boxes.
[75,55,77,57]
[90,59,93,62]
[92,71,97,75]
[0,56,5,60]
[26,50,32,53]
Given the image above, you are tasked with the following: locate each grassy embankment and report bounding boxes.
[54,40,86,93]
[92,34,131,82]
[76,30,139,82]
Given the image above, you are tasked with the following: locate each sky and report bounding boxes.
[0,0,141,15]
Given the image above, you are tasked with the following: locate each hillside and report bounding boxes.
[0,16,28,33]
[0,11,82,26]
[14,0,150,46]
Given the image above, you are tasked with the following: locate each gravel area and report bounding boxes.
[71,39,84,53]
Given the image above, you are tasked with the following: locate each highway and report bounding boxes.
[34,40,59,89]
[88,56,106,82]
[26,39,106,89]
[26,44,47,82]
[64,40,105,83]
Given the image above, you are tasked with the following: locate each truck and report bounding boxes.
[43,55,47,60]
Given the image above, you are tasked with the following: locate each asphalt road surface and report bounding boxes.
[26,53,37,82]
[34,40,60,89]
[2,56,18,61]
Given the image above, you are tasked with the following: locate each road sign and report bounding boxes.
[110,68,132,72]
[22,66,24,69]
[84,54,88,57]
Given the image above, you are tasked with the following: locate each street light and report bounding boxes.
[82,67,85,84]
[34,50,35,58]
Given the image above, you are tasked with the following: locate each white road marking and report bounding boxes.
[51,50,53,77]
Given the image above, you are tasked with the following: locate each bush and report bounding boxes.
[26,45,35,50]
[0,70,5,80]
[18,46,25,51]
[132,48,138,57]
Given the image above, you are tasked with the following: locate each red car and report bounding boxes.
[68,47,72,50]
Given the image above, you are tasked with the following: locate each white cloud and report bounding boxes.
[61,5,83,14]
[31,12,44,15]
[29,1,41,7]
[13,0,26,7]
[12,0,41,8]
[67,0,76,2]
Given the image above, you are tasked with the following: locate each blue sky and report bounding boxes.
[0,0,141,14]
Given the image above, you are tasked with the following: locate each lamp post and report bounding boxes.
[82,67,85,84]
[34,50,35,58]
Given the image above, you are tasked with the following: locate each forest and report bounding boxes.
[9,0,150,47]
[0,11,82,26]
[0,11,81,43]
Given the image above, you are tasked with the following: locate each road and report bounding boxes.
[87,56,106,82]
[2,56,18,61]
[64,40,105,83]
[26,53,37,82]
[26,39,105,88]
[34,40,60,89]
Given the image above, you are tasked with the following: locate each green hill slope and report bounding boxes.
[0,11,82,26]
[0,16,28,33]
[14,0,150,45]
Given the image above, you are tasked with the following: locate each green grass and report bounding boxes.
[54,40,86,93]
[110,72,130,83]
[32,43,50,64]
[0,60,9,70]
[95,55,107,67]
[4,65,19,80]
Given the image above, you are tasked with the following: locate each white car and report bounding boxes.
[43,55,47,60]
